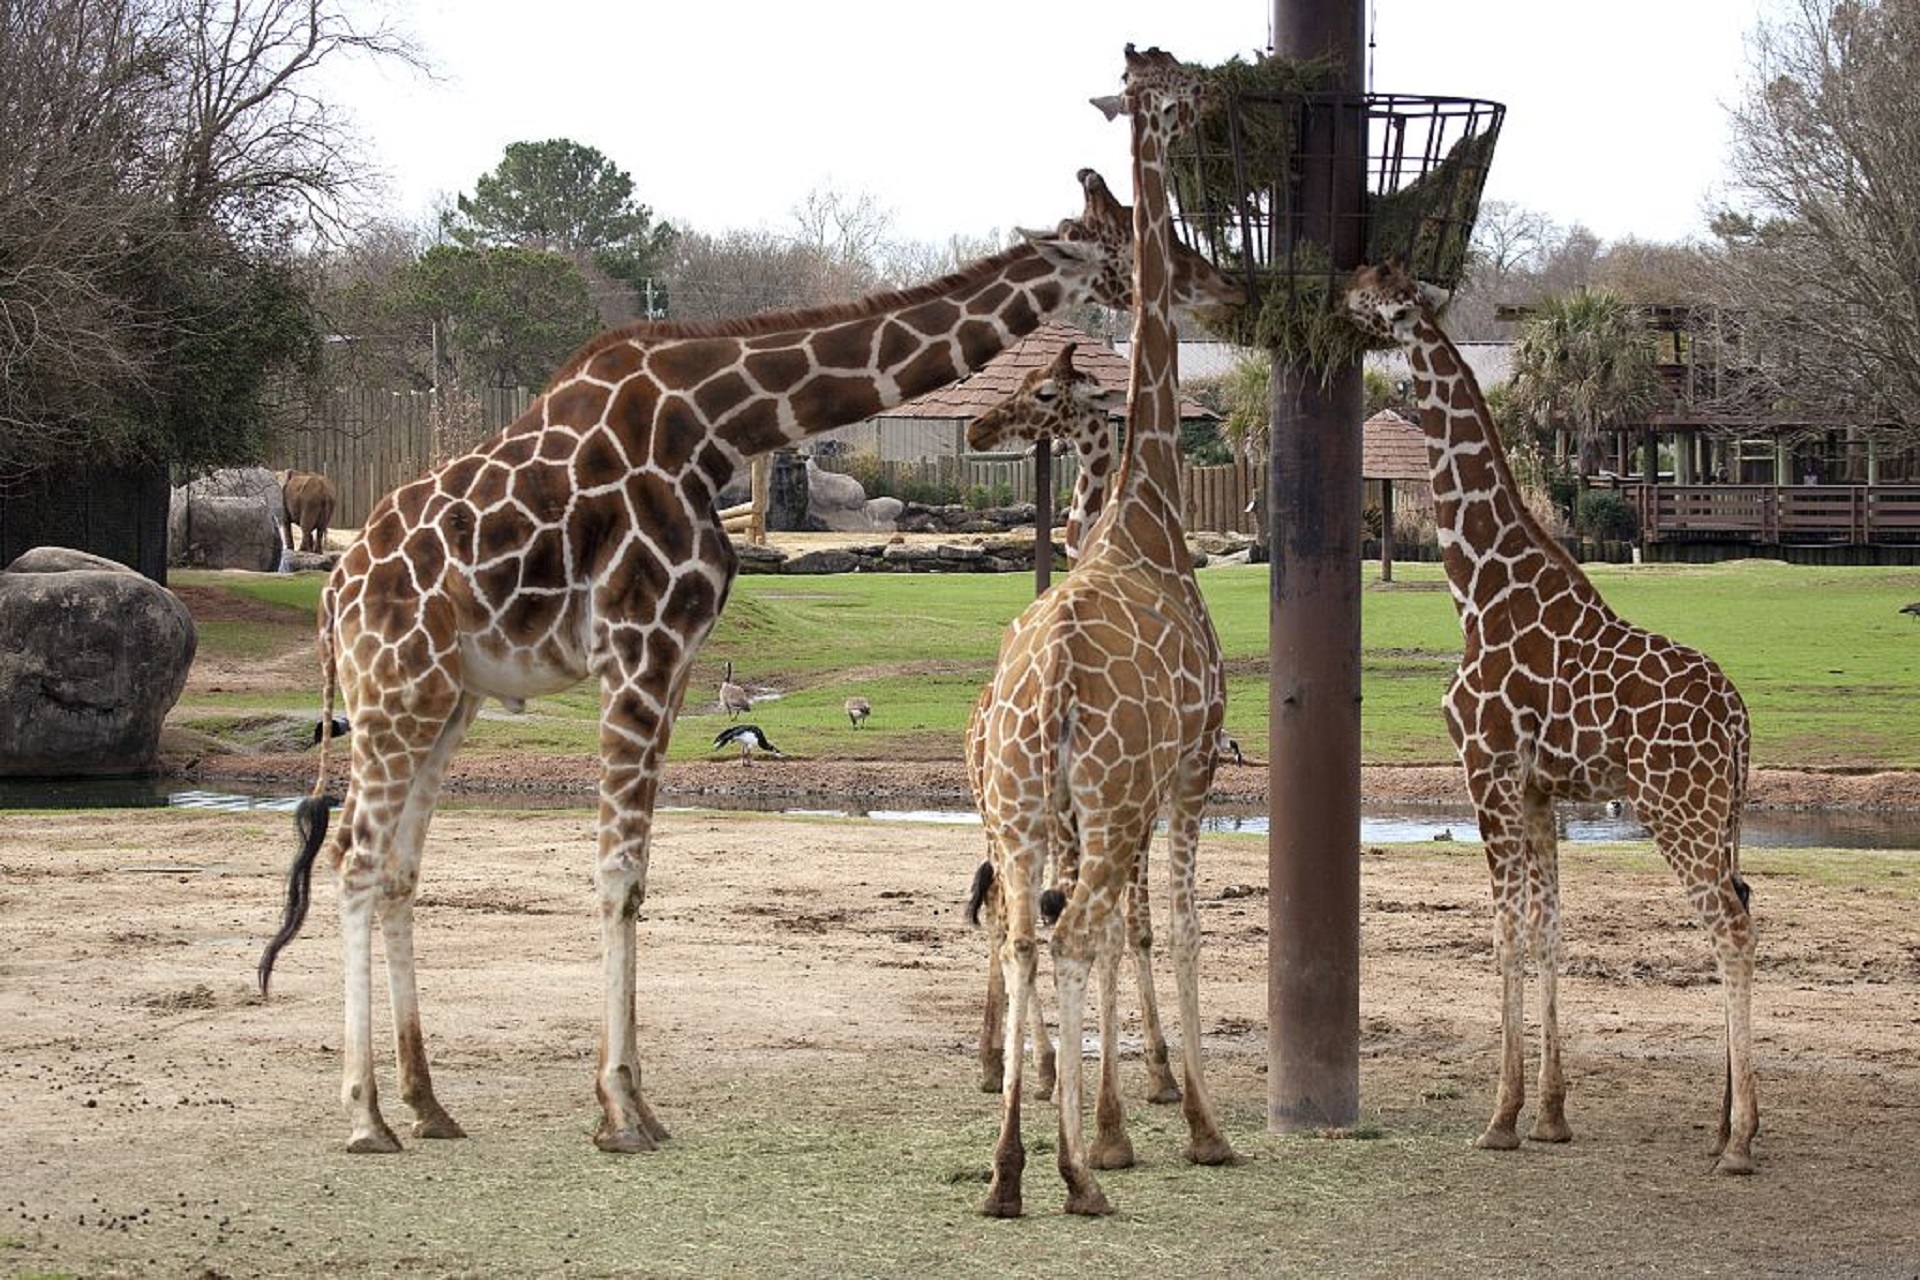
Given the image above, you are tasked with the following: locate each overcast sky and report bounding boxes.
[328,0,1774,250]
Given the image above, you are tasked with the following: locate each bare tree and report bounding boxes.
[1716,0,1920,433]
[159,0,423,239]
[0,0,420,478]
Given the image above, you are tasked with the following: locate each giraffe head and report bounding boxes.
[1343,260,1453,345]
[966,343,1122,560]
[965,343,1121,454]
[1090,44,1209,139]
[1053,167,1245,320]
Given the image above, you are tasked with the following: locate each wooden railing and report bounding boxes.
[1628,484,1920,545]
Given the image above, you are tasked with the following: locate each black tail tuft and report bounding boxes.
[1040,887,1068,925]
[1733,874,1752,910]
[965,859,994,927]
[258,796,335,996]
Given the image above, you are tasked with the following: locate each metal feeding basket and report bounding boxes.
[1168,87,1504,360]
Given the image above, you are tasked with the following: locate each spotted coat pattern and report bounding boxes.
[962,344,1178,1108]
[280,168,1246,1157]
[1344,260,1759,1175]
[976,46,1238,1218]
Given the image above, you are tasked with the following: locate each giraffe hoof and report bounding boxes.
[1527,1118,1572,1144]
[1063,1184,1114,1217]
[1714,1150,1755,1176]
[594,1124,661,1154]
[979,1073,1004,1095]
[980,1185,1023,1218]
[1089,1136,1135,1170]
[1145,1081,1182,1106]
[346,1126,402,1154]
[412,1112,466,1140]
[1184,1136,1237,1167]
[1473,1126,1521,1152]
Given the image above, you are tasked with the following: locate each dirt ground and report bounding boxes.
[3,570,1916,1276]
[2,805,1917,1278]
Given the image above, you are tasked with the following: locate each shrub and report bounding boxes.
[1575,490,1640,542]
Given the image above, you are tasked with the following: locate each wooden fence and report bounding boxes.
[273,395,1277,538]
[268,387,533,527]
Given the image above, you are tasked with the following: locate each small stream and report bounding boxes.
[3,776,1916,850]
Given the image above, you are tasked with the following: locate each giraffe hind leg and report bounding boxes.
[381,694,485,1139]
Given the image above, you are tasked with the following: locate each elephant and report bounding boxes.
[281,470,337,553]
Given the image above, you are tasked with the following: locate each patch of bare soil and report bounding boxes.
[0,808,1915,1277]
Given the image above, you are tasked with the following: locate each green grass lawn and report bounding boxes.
[171,557,1920,769]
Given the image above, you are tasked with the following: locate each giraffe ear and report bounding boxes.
[1418,281,1452,311]
[1022,229,1106,271]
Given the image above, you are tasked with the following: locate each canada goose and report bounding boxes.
[719,661,752,720]
[310,714,351,746]
[1901,602,1920,618]
[711,723,784,764]
[845,696,871,729]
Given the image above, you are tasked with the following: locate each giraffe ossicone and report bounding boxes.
[976,44,1240,1218]
[254,164,1241,1157]
[1344,259,1759,1175]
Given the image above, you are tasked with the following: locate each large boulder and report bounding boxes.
[0,547,197,777]
[804,461,902,533]
[169,467,285,570]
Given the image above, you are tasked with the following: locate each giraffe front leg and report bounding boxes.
[1710,882,1759,1175]
[1522,795,1570,1143]
[1126,833,1179,1104]
[978,905,1007,1094]
[1475,891,1527,1151]
[1164,791,1234,1167]
[593,831,667,1153]
[339,875,400,1153]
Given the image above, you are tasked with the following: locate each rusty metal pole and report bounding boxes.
[1033,442,1053,594]
[1268,0,1365,1132]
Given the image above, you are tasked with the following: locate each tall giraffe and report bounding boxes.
[255,170,1244,1157]
[976,45,1237,1218]
[960,343,1180,1108]
[1344,260,1759,1175]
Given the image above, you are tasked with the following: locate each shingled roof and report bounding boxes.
[883,321,1213,420]
[1363,410,1429,481]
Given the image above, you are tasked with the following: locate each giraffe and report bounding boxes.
[965,340,1122,563]
[1344,260,1759,1175]
[961,342,1180,1108]
[252,166,1245,1157]
[975,45,1237,1217]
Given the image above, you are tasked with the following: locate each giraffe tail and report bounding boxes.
[257,795,336,997]
[965,859,995,927]
[310,586,341,801]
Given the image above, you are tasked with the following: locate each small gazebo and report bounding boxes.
[1362,409,1429,580]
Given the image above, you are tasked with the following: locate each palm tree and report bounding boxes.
[1506,289,1662,483]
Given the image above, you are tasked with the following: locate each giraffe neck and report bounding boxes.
[1405,319,1591,618]
[1063,430,1115,560]
[1091,106,1191,574]
[547,242,1080,489]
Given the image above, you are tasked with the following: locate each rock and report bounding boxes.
[0,548,197,777]
[172,496,282,571]
[169,467,285,570]
[736,543,789,575]
[785,548,868,575]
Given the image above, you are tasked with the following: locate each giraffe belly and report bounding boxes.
[457,638,589,701]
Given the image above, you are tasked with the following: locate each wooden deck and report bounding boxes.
[1626,484,1920,546]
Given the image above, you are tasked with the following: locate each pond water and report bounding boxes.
[3,777,1915,851]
